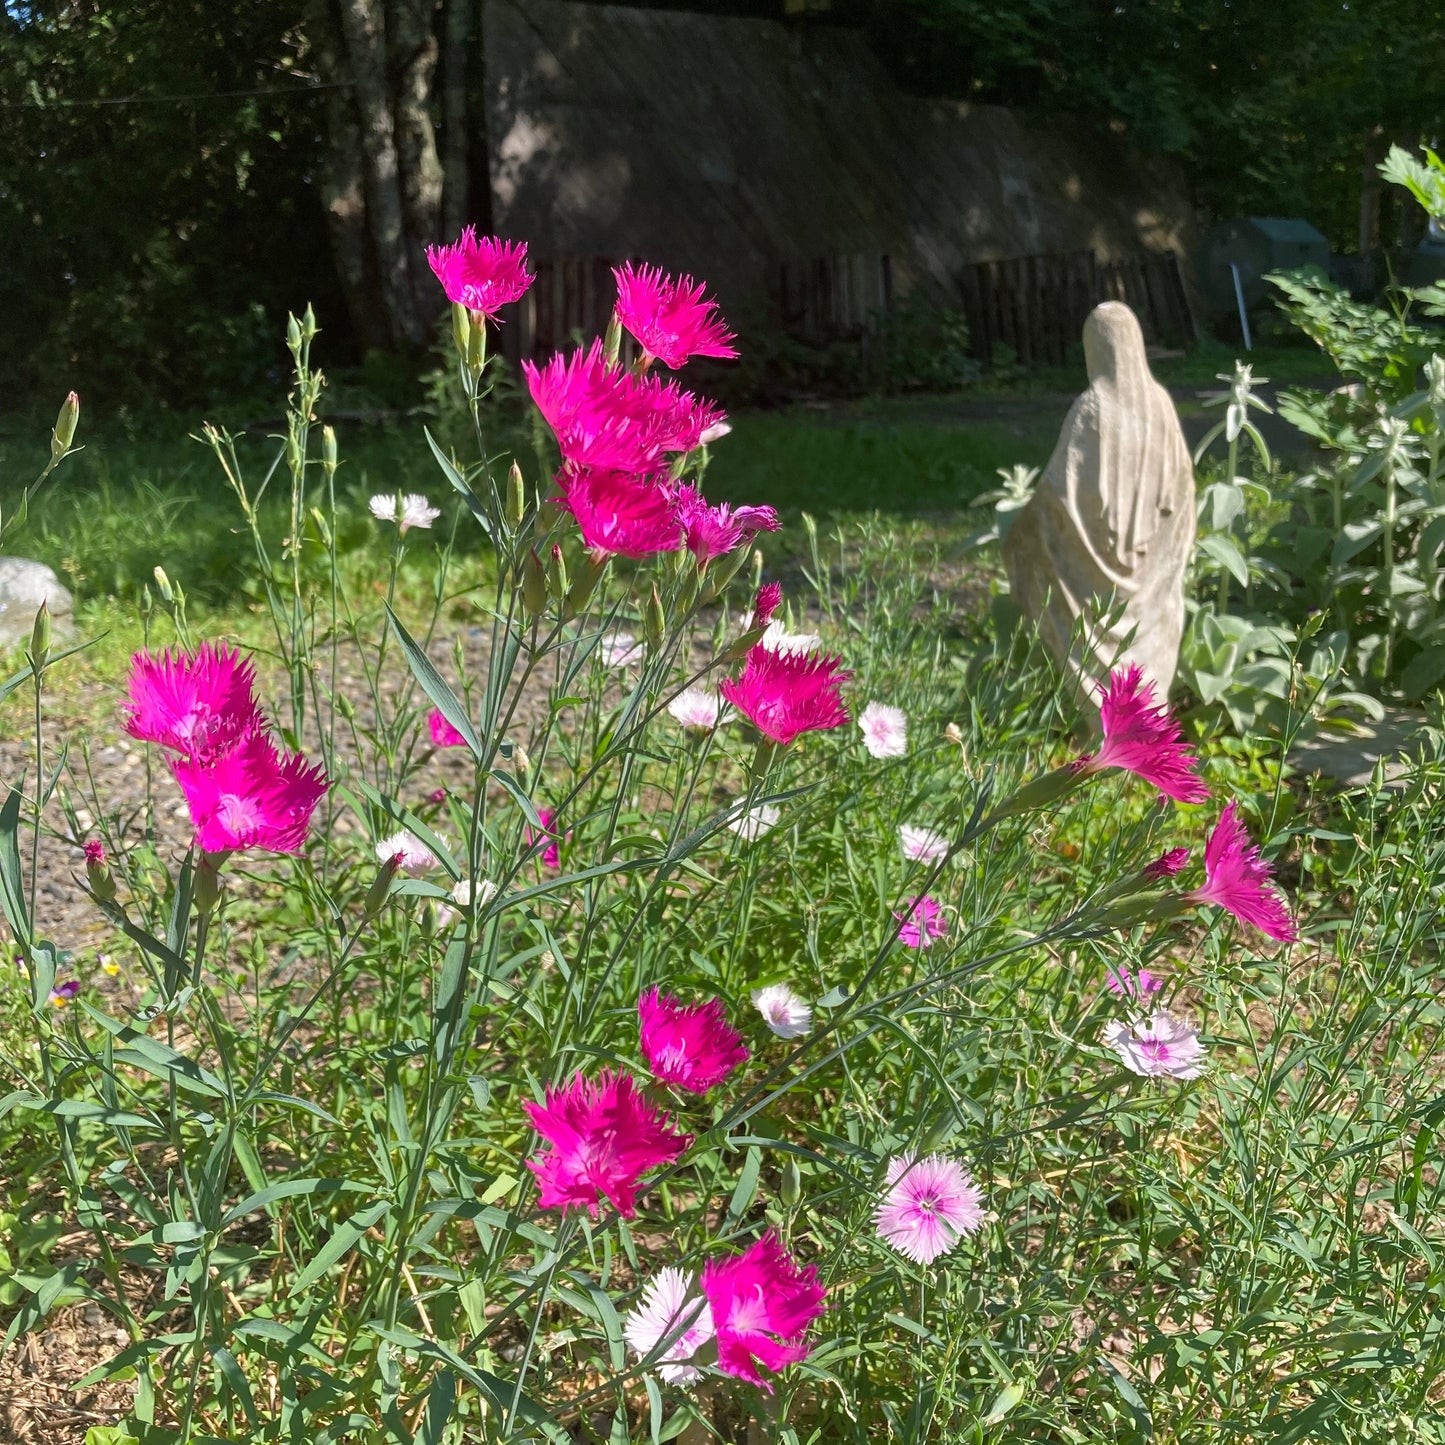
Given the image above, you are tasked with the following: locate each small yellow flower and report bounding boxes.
[100,955,120,977]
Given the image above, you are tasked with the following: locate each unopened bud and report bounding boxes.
[196,857,223,918]
[322,425,338,475]
[363,852,401,918]
[467,314,486,375]
[535,499,564,539]
[604,312,624,369]
[302,304,318,342]
[750,548,764,591]
[547,544,569,604]
[286,430,302,474]
[507,462,526,528]
[153,566,174,604]
[565,552,606,618]
[522,549,548,618]
[28,601,50,672]
[335,692,356,722]
[781,1157,802,1209]
[451,302,471,361]
[702,543,751,603]
[513,743,531,775]
[644,583,666,650]
[83,839,115,902]
[51,392,79,459]
[286,313,303,355]
[309,506,332,547]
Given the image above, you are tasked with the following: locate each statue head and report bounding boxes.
[1082,302,1149,387]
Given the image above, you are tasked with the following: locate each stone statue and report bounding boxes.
[1002,301,1195,699]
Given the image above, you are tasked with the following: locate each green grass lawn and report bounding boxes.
[0,400,1054,625]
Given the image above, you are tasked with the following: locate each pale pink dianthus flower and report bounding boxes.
[1105,966,1164,999]
[370,493,441,534]
[1105,1011,1206,1080]
[624,1268,715,1384]
[667,687,729,731]
[858,701,908,759]
[751,984,811,1039]
[899,825,949,863]
[375,829,437,876]
[874,1154,984,1265]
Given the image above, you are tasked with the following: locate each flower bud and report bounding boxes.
[153,566,174,604]
[522,549,548,619]
[644,583,666,650]
[546,544,569,604]
[565,553,606,619]
[750,548,764,592]
[51,391,79,460]
[700,543,751,604]
[983,765,1083,826]
[535,499,564,539]
[309,506,333,547]
[781,1157,802,1208]
[28,601,50,673]
[507,462,526,528]
[467,313,486,375]
[286,429,302,475]
[604,311,624,369]
[301,304,318,342]
[363,852,401,918]
[322,425,338,476]
[451,302,471,362]
[196,856,223,918]
[83,839,115,902]
[335,692,356,722]
[286,313,303,355]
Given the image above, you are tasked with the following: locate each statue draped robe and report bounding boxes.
[1002,302,1195,700]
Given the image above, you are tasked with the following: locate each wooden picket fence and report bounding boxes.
[956,249,1197,366]
[496,248,1196,369]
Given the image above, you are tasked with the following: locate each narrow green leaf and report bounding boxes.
[287,1201,390,1296]
[413,1369,455,1445]
[386,606,483,759]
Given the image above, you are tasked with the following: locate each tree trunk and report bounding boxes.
[390,0,445,291]
[439,0,470,237]
[466,0,494,234]
[335,0,430,347]
[307,0,386,349]
[1359,124,1388,295]
[307,0,447,352]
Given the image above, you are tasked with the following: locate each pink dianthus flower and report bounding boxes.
[1075,665,1208,803]
[638,987,749,1095]
[750,582,782,630]
[701,1231,826,1390]
[719,645,851,745]
[527,807,564,869]
[624,1268,715,1384]
[1183,802,1297,942]
[425,228,532,318]
[874,1154,984,1264]
[894,895,948,949]
[82,839,106,867]
[555,465,682,560]
[170,732,327,856]
[524,341,725,474]
[675,484,779,562]
[1105,966,1164,998]
[428,708,468,749]
[125,643,262,763]
[613,262,739,369]
[523,1070,691,1218]
[1143,846,1190,882]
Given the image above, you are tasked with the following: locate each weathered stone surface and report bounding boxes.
[0,557,74,647]
[1003,302,1195,699]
